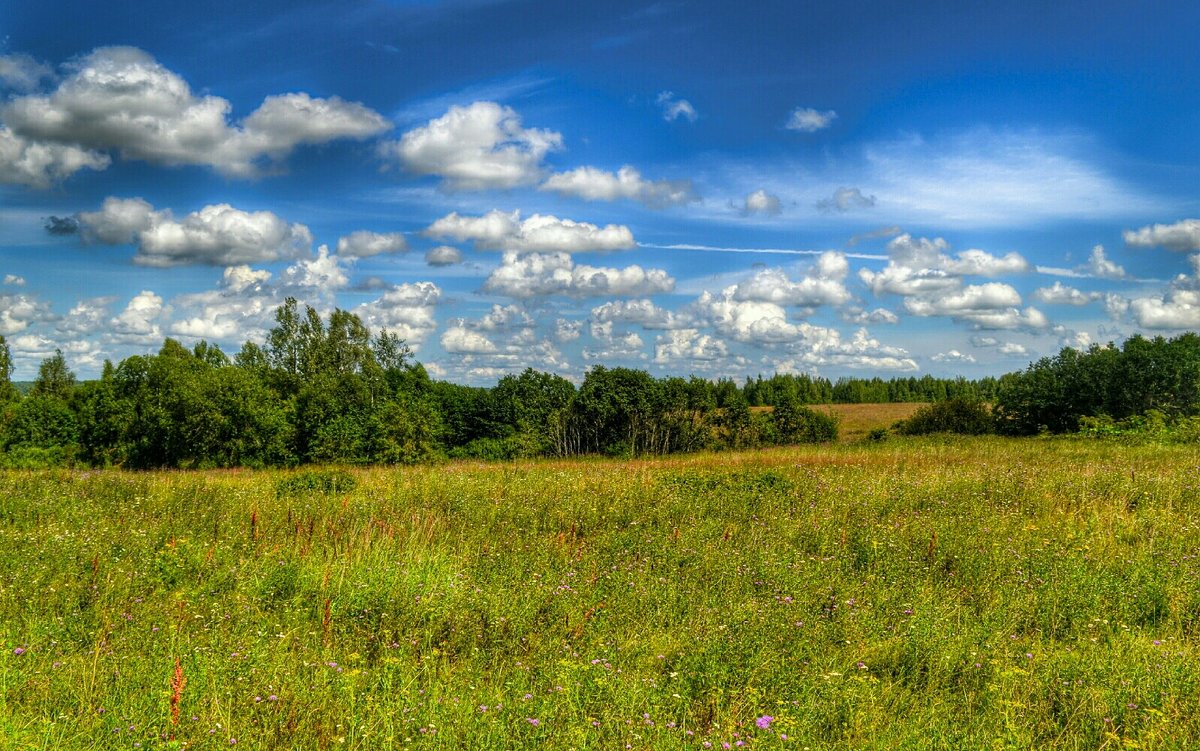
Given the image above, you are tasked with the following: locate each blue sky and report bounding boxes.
[2,0,1198,382]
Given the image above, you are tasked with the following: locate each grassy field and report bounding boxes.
[817,403,926,441]
[2,437,1199,749]
[748,402,925,442]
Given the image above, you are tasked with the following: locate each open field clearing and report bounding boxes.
[2,437,1200,749]
[747,403,926,442]
[818,403,927,442]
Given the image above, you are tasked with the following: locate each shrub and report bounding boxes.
[770,399,838,444]
[895,397,994,436]
[275,468,357,497]
[0,445,78,469]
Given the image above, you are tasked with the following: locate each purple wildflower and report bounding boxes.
[756,715,773,729]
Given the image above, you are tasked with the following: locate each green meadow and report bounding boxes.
[2,437,1199,749]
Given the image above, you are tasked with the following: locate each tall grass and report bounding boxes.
[1,437,1198,748]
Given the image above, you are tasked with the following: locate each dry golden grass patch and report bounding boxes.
[817,402,928,440]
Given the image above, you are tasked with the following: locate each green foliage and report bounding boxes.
[30,349,76,400]
[1078,410,1200,443]
[995,333,1200,434]
[895,397,994,436]
[0,393,79,449]
[0,335,16,405]
[771,398,839,443]
[9,299,1199,468]
[0,444,77,468]
[447,434,537,460]
[274,468,358,496]
[104,343,293,468]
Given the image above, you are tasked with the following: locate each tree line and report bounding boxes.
[992,333,1200,435]
[889,332,1200,439]
[7,299,1184,467]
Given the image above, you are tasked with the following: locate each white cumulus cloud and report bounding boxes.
[441,326,498,354]
[0,53,54,91]
[483,251,674,299]
[816,187,875,213]
[903,282,1047,330]
[859,233,1033,330]
[0,125,110,188]
[425,209,635,253]
[382,101,562,190]
[78,197,313,267]
[742,189,782,216]
[335,230,408,258]
[591,299,683,329]
[2,47,388,178]
[354,281,442,346]
[0,292,54,336]
[786,107,837,132]
[653,329,727,364]
[931,350,976,364]
[731,251,851,308]
[1123,219,1200,252]
[425,245,463,266]
[1128,254,1200,329]
[1033,281,1098,306]
[109,290,164,343]
[1079,244,1126,279]
[541,165,696,208]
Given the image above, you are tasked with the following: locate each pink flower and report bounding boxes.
[526,718,540,726]
[756,715,773,729]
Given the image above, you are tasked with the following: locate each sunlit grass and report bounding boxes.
[2,437,1199,748]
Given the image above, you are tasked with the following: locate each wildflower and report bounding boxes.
[756,715,773,729]
[526,718,540,726]
[13,647,26,656]
[268,695,278,702]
